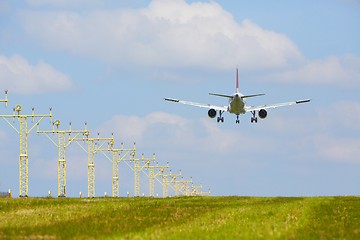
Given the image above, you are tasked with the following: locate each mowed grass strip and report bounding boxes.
[0,196,359,239]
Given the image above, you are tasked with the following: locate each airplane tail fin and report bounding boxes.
[236,67,239,93]
[235,66,265,99]
[209,66,265,99]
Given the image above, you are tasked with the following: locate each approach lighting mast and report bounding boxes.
[168,170,182,196]
[192,184,211,196]
[178,177,193,196]
[145,162,169,197]
[96,142,136,197]
[112,143,136,197]
[158,170,173,198]
[0,99,52,197]
[37,120,89,197]
[74,131,114,198]
[128,153,156,197]
[159,170,182,197]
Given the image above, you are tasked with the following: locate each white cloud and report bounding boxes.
[327,101,360,131]
[296,100,360,164]
[268,55,360,87]
[19,0,303,70]
[313,134,360,164]
[0,54,74,94]
[17,0,360,88]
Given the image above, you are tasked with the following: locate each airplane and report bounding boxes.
[164,68,310,124]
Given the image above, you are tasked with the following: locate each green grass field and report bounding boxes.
[0,196,359,239]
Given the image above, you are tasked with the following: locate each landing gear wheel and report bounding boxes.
[250,111,258,123]
[217,111,224,123]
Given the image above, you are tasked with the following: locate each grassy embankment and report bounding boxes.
[0,196,359,239]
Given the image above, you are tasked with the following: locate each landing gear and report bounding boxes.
[250,111,258,123]
[217,110,224,123]
[236,115,240,124]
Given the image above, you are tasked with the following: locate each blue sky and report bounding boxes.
[0,0,359,197]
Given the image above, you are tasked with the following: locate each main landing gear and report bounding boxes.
[251,111,258,123]
[217,110,224,123]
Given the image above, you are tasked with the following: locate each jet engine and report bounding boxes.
[208,109,217,118]
[258,109,267,119]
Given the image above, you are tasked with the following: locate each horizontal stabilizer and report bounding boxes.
[241,93,265,99]
[209,93,233,98]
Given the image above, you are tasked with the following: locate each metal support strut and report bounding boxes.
[19,117,28,197]
[58,132,66,197]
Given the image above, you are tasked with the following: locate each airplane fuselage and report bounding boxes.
[228,93,246,115]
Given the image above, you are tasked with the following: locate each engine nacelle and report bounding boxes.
[258,109,267,119]
[208,109,217,118]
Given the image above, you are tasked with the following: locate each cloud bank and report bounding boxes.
[269,55,360,88]
[0,54,74,94]
[17,0,360,89]
[19,0,303,70]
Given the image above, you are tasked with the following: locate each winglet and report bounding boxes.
[164,98,179,103]
[296,99,311,104]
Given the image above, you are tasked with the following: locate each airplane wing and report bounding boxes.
[164,98,228,112]
[245,99,311,112]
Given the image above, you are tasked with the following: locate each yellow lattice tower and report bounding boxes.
[190,183,201,196]
[74,132,114,198]
[145,162,169,197]
[128,153,156,197]
[0,99,52,197]
[158,171,172,198]
[191,184,199,196]
[112,142,136,197]
[194,184,211,196]
[97,142,136,197]
[177,177,193,196]
[171,179,184,196]
[158,169,182,198]
[37,120,89,197]
[168,170,182,196]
